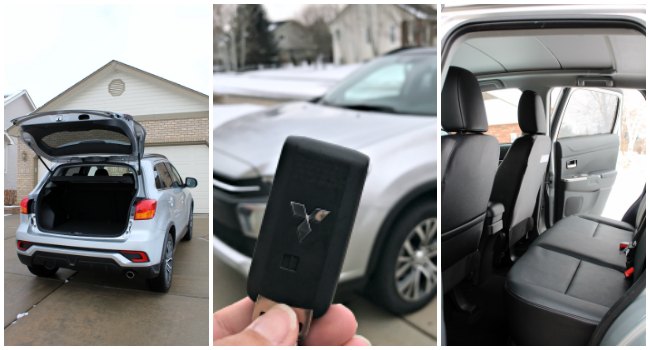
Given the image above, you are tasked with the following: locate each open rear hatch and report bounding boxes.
[9,110,146,237]
[8,110,145,162]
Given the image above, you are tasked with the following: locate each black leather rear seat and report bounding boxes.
[506,194,645,345]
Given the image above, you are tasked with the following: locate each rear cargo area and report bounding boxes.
[36,167,137,237]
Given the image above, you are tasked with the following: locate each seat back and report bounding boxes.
[441,67,499,291]
[490,90,551,249]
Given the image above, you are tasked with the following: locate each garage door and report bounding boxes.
[146,144,209,213]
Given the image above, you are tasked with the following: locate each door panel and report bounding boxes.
[553,123,620,219]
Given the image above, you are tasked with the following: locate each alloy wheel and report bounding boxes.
[394,217,437,301]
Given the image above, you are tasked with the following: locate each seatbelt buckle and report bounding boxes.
[619,242,630,251]
[624,267,635,279]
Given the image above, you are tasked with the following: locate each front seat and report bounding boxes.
[489,90,551,257]
[441,66,499,291]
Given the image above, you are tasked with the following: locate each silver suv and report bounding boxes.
[214,48,437,313]
[9,110,197,292]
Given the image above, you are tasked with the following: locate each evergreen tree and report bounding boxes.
[232,5,278,69]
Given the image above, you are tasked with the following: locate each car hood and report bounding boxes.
[213,102,433,178]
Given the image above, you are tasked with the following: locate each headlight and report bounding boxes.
[237,203,267,238]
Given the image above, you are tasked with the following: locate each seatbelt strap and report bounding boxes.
[588,270,646,345]
[625,214,645,270]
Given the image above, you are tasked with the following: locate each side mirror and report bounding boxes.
[185,177,198,188]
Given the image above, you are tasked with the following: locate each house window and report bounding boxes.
[335,29,340,41]
[390,26,396,43]
[366,27,371,44]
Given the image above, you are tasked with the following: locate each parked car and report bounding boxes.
[9,110,197,292]
[214,48,437,314]
[440,4,646,346]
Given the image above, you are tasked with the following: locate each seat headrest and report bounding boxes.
[442,66,488,133]
[94,169,109,176]
[518,90,547,134]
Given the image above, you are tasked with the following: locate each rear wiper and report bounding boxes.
[338,104,396,113]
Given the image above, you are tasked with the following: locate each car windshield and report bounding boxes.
[320,53,435,117]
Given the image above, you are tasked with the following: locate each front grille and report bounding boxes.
[214,219,256,257]
[213,173,271,197]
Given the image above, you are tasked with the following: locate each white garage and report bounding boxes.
[146,145,210,213]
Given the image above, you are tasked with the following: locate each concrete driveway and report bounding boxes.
[4,214,209,346]
[213,254,437,346]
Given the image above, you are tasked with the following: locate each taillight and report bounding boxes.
[17,240,33,251]
[134,199,157,220]
[20,197,32,214]
[120,250,150,263]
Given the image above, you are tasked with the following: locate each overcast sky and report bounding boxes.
[3,4,212,107]
[264,4,308,21]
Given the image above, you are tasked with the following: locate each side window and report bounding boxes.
[153,163,173,190]
[558,89,619,139]
[166,163,183,187]
[482,88,522,144]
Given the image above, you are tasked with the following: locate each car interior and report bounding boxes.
[441,22,646,345]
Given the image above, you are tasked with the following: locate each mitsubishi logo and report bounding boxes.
[290,201,330,242]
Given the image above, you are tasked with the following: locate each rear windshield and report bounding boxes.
[42,129,130,148]
[55,165,134,177]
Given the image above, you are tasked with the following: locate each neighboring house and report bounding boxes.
[16,60,210,213]
[329,4,436,64]
[271,20,318,65]
[4,90,36,206]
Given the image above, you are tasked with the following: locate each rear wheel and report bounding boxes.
[148,232,174,292]
[182,205,193,241]
[28,264,59,278]
[368,201,437,314]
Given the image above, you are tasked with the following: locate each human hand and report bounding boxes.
[214,297,371,346]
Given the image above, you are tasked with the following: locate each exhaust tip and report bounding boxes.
[125,270,135,279]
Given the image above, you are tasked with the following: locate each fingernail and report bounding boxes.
[354,335,372,345]
[249,304,297,345]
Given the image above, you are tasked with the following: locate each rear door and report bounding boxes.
[165,162,189,236]
[549,88,622,223]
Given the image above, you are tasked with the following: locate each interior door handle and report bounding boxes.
[566,159,577,169]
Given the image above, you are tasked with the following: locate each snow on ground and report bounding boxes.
[214,64,361,101]
[213,104,266,129]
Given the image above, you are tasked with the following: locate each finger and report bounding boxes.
[343,335,372,346]
[303,304,358,346]
[215,303,299,346]
[213,297,255,339]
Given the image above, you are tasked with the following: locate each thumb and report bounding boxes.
[215,303,299,346]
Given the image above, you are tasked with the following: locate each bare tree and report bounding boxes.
[214,5,238,71]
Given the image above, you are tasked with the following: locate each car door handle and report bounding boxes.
[566,159,577,169]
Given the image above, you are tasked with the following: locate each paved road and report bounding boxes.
[213,253,437,346]
[4,214,209,346]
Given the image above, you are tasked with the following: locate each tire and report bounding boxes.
[182,205,193,242]
[28,264,59,278]
[147,232,174,293]
[367,200,437,314]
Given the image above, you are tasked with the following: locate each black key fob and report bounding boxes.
[247,136,369,340]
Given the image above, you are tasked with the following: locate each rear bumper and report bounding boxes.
[18,251,160,278]
[17,246,160,278]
